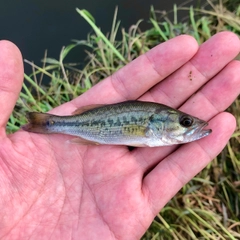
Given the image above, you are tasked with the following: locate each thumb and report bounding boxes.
[0,40,24,135]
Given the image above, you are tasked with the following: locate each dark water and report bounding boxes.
[0,0,198,74]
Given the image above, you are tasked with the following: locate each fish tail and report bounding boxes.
[22,112,54,133]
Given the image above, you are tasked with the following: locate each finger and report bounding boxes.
[180,60,240,119]
[51,35,198,114]
[133,33,240,167]
[141,31,240,107]
[142,112,236,213]
[133,59,240,169]
[0,41,24,133]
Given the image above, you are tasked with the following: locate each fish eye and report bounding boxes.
[180,115,194,127]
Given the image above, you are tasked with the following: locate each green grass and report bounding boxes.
[8,0,240,239]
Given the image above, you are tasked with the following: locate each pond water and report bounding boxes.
[0,0,198,74]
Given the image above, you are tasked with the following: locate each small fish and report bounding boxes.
[22,101,212,147]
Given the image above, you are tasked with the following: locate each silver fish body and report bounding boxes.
[22,101,212,147]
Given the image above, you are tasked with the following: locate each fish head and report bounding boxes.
[154,110,212,145]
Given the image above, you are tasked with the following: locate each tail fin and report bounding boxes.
[22,112,54,134]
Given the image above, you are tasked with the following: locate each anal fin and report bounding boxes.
[69,137,100,145]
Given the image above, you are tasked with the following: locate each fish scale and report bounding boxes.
[22,101,212,147]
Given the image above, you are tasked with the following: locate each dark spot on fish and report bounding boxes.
[47,120,55,126]
[138,117,143,123]
[107,119,114,126]
[81,122,90,127]
[101,121,106,127]
[92,120,101,126]
[131,116,138,123]
[114,117,122,126]
[121,116,130,125]
[55,120,79,127]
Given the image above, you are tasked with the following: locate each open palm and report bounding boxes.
[1,32,240,240]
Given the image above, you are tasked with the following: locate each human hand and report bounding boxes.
[0,32,239,239]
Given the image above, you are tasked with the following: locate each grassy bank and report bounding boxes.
[8,0,240,239]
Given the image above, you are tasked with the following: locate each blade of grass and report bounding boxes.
[189,6,200,43]
[150,18,168,41]
[76,8,127,64]
[24,74,56,104]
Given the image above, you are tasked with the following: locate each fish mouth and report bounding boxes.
[197,122,212,138]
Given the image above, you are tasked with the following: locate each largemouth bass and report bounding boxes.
[22,101,212,147]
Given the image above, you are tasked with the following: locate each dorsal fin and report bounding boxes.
[72,104,106,115]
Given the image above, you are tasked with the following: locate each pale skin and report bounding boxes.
[0,31,240,239]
